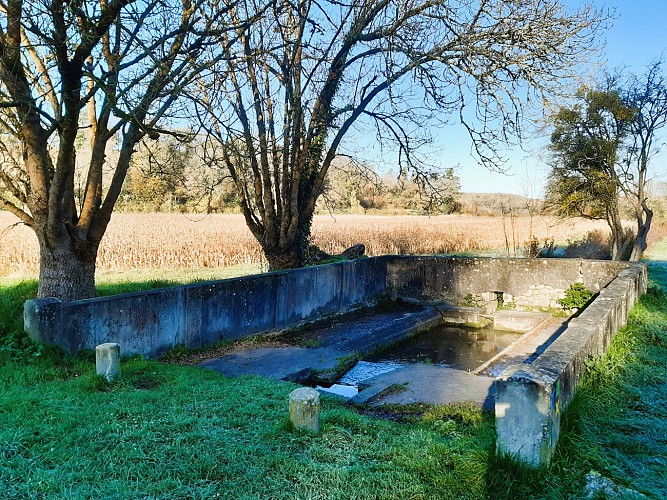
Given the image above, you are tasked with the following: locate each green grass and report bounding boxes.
[1,261,667,498]
[644,236,667,260]
[0,358,499,498]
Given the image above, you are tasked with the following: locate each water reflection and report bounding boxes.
[366,325,523,372]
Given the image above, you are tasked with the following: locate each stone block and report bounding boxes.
[289,387,320,433]
[495,365,560,467]
[96,343,121,382]
[24,298,63,346]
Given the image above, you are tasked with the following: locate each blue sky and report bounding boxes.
[443,1,667,195]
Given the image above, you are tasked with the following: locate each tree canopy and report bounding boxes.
[0,0,607,299]
[547,87,633,259]
[0,0,233,298]
[195,0,605,269]
[546,61,667,261]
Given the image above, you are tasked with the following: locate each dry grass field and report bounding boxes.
[0,211,618,277]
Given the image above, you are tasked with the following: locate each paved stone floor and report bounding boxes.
[199,304,567,408]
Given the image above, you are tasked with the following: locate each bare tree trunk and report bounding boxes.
[601,190,628,261]
[36,233,98,300]
[630,206,653,261]
[264,244,305,271]
[263,219,310,271]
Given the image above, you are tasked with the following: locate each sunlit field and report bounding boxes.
[0,212,619,277]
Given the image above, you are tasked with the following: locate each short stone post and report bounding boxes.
[289,387,320,433]
[96,343,121,382]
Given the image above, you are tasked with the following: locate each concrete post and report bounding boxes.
[289,387,320,433]
[495,365,558,467]
[96,343,121,382]
[24,298,63,346]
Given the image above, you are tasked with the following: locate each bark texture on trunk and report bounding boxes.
[608,202,626,261]
[265,244,305,271]
[37,236,97,301]
[630,207,653,261]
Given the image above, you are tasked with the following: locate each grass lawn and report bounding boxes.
[1,262,666,498]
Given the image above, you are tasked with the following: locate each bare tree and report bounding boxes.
[0,0,229,299]
[546,87,633,260]
[195,0,605,270]
[545,61,667,261]
[621,61,667,260]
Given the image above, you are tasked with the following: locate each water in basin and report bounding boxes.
[365,324,524,372]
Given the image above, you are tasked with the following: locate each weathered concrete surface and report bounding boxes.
[385,255,628,307]
[281,303,444,353]
[473,316,564,377]
[23,297,62,348]
[25,255,634,359]
[352,364,495,409]
[199,347,348,382]
[289,387,320,433]
[495,263,647,467]
[436,305,493,327]
[95,343,121,382]
[201,302,446,385]
[26,256,631,358]
[25,258,387,358]
[493,310,550,332]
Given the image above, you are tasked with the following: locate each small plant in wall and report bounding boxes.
[461,293,485,308]
[558,283,594,311]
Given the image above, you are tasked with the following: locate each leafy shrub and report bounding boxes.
[537,237,556,257]
[523,235,540,258]
[563,228,636,260]
[0,330,45,362]
[558,282,593,310]
[461,293,484,308]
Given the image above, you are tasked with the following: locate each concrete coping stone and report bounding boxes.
[495,262,646,467]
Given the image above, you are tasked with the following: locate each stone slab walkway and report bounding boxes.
[200,347,348,381]
[199,302,444,384]
[351,364,496,410]
[475,316,569,377]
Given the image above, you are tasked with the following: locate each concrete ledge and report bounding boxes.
[25,256,642,363]
[494,263,647,467]
[25,259,388,358]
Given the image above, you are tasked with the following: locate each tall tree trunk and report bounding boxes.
[37,232,98,301]
[264,243,306,271]
[264,220,310,271]
[630,206,653,261]
[608,199,626,260]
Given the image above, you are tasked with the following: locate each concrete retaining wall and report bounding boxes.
[25,255,646,466]
[384,256,629,305]
[494,263,647,467]
[25,256,638,359]
[24,257,387,357]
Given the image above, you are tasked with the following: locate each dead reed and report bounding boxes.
[0,212,613,276]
